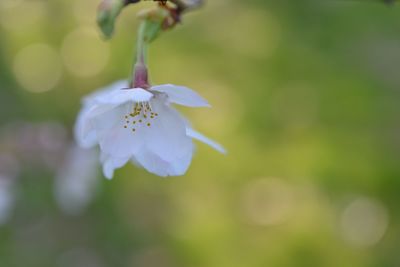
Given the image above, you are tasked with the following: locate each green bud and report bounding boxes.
[97,0,125,39]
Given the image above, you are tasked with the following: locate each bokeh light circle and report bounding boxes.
[0,1,45,32]
[340,197,389,248]
[73,0,97,23]
[241,177,296,226]
[61,27,110,77]
[13,43,63,93]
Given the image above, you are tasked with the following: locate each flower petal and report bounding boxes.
[151,84,210,107]
[75,102,123,148]
[100,152,130,179]
[133,147,192,177]
[97,88,153,105]
[186,128,226,154]
[140,98,193,162]
[74,104,98,148]
[83,80,128,106]
[98,103,146,158]
[75,81,130,148]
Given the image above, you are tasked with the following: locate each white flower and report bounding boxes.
[75,81,226,179]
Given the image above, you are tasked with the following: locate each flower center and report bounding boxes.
[123,102,158,133]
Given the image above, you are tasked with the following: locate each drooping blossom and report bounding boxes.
[75,81,225,178]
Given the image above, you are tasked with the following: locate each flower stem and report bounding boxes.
[129,1,204,89]
[130,15,165,88]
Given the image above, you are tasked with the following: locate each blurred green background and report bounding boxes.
[0,0,400,266]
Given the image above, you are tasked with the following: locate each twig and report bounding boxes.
[123,0,204,12]
[169,0,204,13]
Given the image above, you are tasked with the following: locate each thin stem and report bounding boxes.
[136,21,148,64]
[124,0,204,12]
[128,0,205,88]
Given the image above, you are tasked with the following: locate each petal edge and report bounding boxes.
[186,128,226,154]
[151,84,210,107]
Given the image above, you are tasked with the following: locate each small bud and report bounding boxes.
[97,0,135,39]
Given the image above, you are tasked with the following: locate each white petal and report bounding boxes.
[75,102,121,148]
[83,80,128,106]
[74,104,98,148]
[140,98,193,162]
[75,81,129,148]
[100,153,130,179]
[98,103,147,158]
[133,147,192,177]
[97,88,153,105]
[151,84,210,107]
[169,149,193,175]
[186,128,226,154]
[130,155,143,168]
[133,151,171,177]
